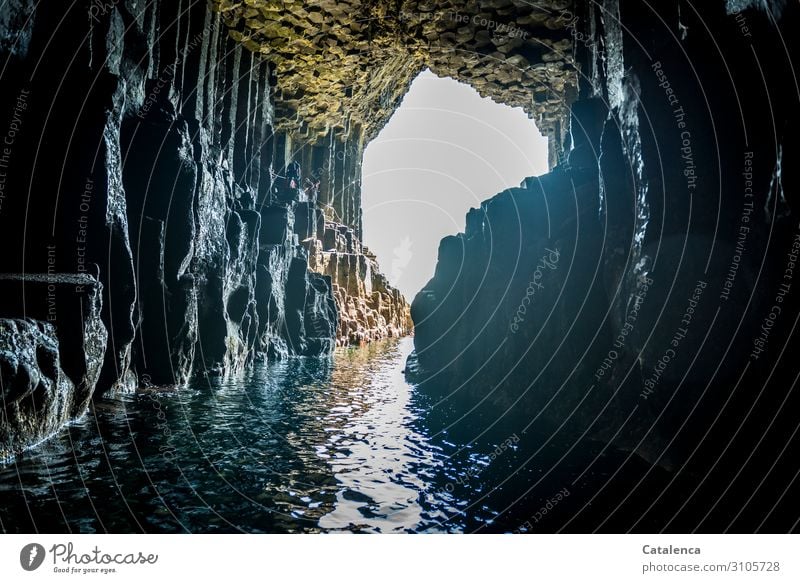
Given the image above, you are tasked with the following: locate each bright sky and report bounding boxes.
[361,69,550,300]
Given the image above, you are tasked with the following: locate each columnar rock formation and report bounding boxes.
[212,0,578,185]
[410,0,800,528]
[307,223,412,345]
[0,0,407,458]
[4,0,796,532]
[206,0,579,348]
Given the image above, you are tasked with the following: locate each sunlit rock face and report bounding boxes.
[307,222,413,345]
[411,0,800,486]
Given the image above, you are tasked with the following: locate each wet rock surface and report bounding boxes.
[0,275,108,457]
[0,0,407,456]
[0,319,77,461]
[0,274,107,401]
[410,0,800,529]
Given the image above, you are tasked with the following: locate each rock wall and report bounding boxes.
[0,275,107,461]
[410,0,800,505]
[0,319,76,461]
[0,0,408,457]
[2,0,797,529]
[307,221,412,345]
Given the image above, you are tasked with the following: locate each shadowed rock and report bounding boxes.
[0,273,107,461]
[0,319,75,461]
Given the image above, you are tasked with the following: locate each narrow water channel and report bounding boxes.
[1,338,550,533]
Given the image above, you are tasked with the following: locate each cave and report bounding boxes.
[0,0,799,535]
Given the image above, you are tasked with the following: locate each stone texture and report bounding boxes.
[410,0,800,479]
[0,0,408,457]
[0,319,75,461]
[212,0,577,165]
[309,222,412,345]
[0,275,108,459]
[0,275,108,402]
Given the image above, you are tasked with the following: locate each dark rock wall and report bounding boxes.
[0,0,411,456]
[0,0,411,458]
[411,0,800,495]
[0,275,107,460]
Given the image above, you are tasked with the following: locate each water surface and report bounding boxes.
[1,338,550,533]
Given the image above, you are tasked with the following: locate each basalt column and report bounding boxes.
[1,0,581,459]
[409,0,800,531]
[0,0,338,458]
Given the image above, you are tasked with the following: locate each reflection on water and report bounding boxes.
[0,337,539,533]
[316,342,437,531]
[2,340,788,533]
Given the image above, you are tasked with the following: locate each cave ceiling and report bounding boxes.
[213,0,578,149]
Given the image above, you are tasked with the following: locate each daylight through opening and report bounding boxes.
[361,70,550,300]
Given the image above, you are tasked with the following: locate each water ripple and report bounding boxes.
[0,337,585,533]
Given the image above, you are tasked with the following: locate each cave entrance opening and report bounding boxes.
[360,69,549,301]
